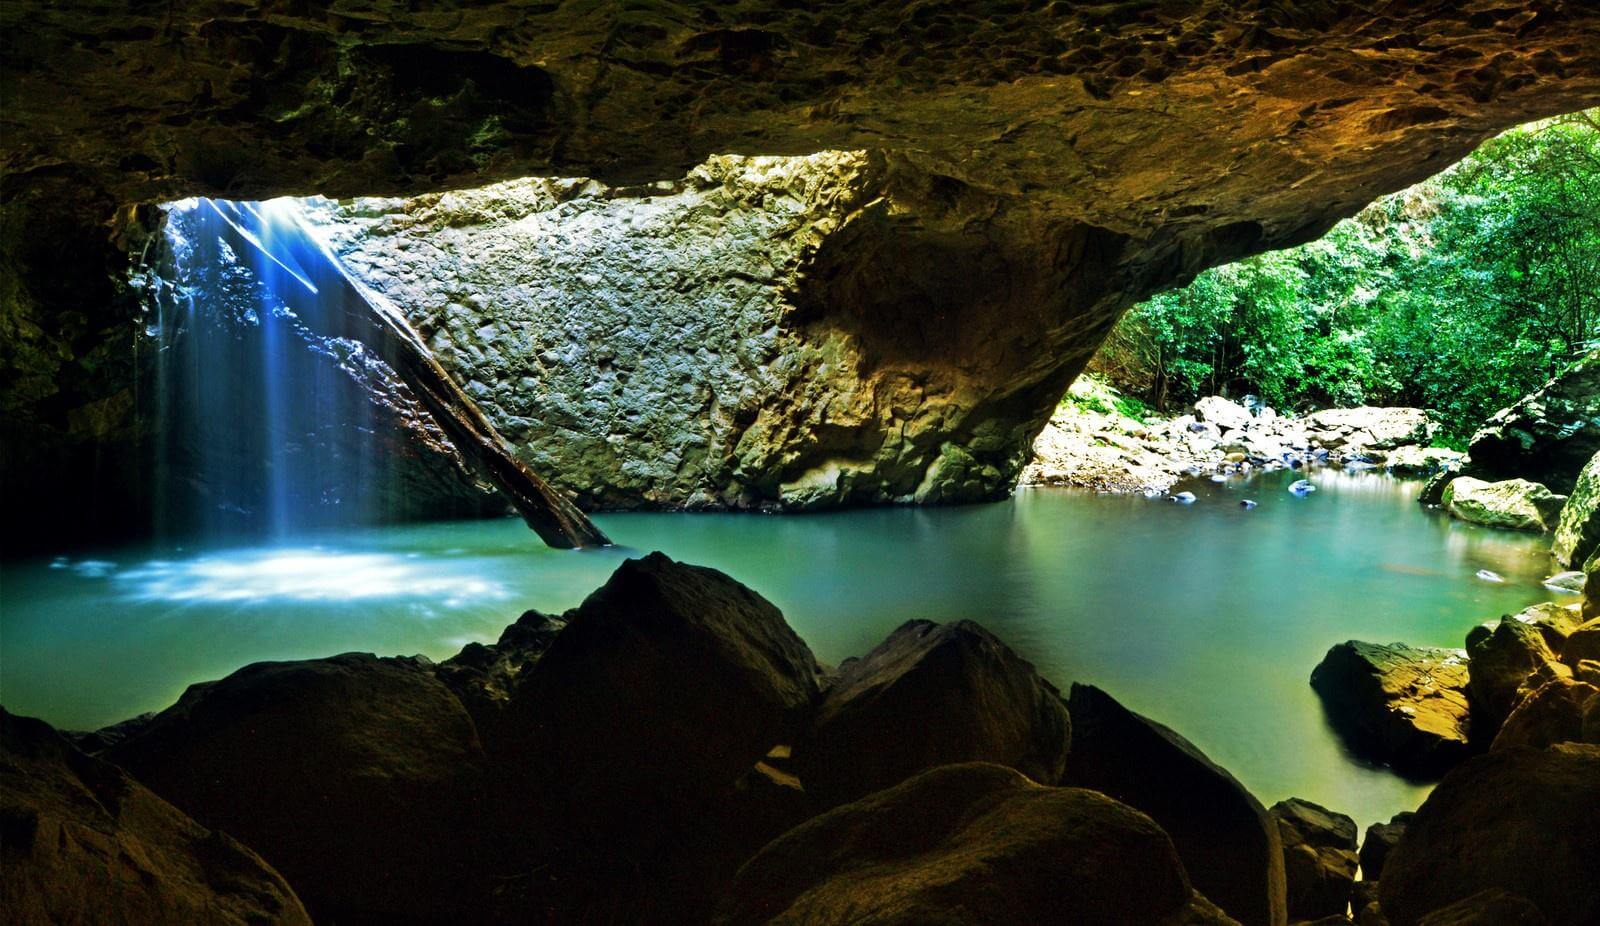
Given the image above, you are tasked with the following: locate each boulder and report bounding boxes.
[1309,641,1472,777]
[792,619,1071,806]
[1415,890,1546,926]
[713,762,1233,926]
[503,553,824,826]
[107,653,489,922]
[1351,880,1383,926]
[1308,408,1433,450]
[1551,451,1600,567]
[1196,395,1253,432]
[1465,616,1562,733]
[1469,350,1600,494]
[1358,812,1413,881]
[1,709,311,926]
[1441,477,1565,532]
[1382,446,1465,476]
[1378,744,1600,926]
[1270,798,1359,921]
[1490,676,1600,750]
[433,606,567,750]
[1564,617,1600,665]
[1469,601,1585,654]
[1417,470,1458,506]
[1588,550,1600,621]
[1065,683,1287,926]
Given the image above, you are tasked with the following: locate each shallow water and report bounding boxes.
[0,468,1562,828]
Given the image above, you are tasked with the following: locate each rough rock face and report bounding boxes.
[1065,684,1287,926]
[105,653,490,923]
[1552,451,1600,567]
[791,618,1072,806]
[1565,617,1600,664]
[1469,351,1600,493]
[1309,641,1473,777]
[1441,477,1566,532]
[0,710,312,926]
[713,762,1232,926]
[433,607,567,742]
[6,4,1600,527]
[1270,798,1359,922]
[1378,743,1600,926]
[1490,676,1600,749]
[1307,407,1434,450]
[1465,615,1564,733]
[1415,889,1548,926]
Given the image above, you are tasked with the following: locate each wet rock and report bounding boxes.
[1465,616,1562,734]
[793,619,1070,807]
[1378,744,1600,926]
[1551,451,1600,567]
[1309,641,1472,777]
[1270,798,1359,921]
[106,653,489,923]
[713,762,1233,926]
[1359,812,1413,881]
[1441,477,1565,532]
[1,709,311,925]
[1541,570,1586,594]
[1469,350,1600,494]
[1417,470,1458,506]
[1065,684,1286,926]
[502,553,824,828]
[1415,889,1546,926]
[1490,676,1600,750]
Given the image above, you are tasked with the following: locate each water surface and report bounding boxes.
[0,468,1561,828]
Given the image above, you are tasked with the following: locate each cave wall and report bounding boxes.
[4,1,1600,534]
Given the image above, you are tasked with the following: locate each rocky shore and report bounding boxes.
[7,549,1598,925]
[1020,378,1463,496]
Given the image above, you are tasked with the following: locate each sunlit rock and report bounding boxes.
[1309,641,1472,777]
[1441,477,1565,532]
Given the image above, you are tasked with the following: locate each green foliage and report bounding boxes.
[1101,109,1600,444]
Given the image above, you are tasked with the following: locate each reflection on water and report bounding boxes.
[0,468,1562,828]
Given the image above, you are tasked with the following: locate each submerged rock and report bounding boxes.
[1065,684,1287,926]
[1379,744,1600,926]
[1,709,311,925]
[1289,479,1316,496]
[1441,477,1565,532]
[713,763,1233,926]
[793,619,1071,807]
[1551,450,1600,567]
[1469,350,1600,494]
[1270,798,1359,921]
[1309,641,1472,778]
[1170,490,1197,503]
[106,654,489,923]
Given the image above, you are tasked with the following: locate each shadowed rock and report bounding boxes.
[1466,617,1562,734]
[1309,641,1472,777]
[1270,798,1358,921]
[1469,351,1600,494]
[1379,744,1600,926]
[1358,811,1414,882]
[1,709,311,925]
[106,653,489,923]
[1415,889,1547,926]
[1552,451,1600,567]
[792,618,1071,806]
[713,762,1233,926]
[1491,677,1600,750]
[1065,683,1287,926]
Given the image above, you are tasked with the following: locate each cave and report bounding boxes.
[4,4,1600,925]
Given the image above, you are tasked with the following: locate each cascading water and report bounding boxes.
[143,197,495,542]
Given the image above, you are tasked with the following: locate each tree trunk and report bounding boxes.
[200,199,611,549]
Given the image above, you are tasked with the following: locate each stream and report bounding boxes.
[0,467,1561,828]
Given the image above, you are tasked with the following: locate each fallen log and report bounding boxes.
[200,198,610,549]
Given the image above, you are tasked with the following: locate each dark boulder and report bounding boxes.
[1563,616,1600,665]
[1468,350,1600,494]
[1466,617,1561,735]
[1415,890,1547,925]
[713,762,1233,926]
[792,618,1071,806]
[1065,683,1287,926]
[1,709,311,925]
[503,553,824,813]
[1417,470,1458,506]
[434,606,567,751]
[1358,812,1413,881]
[1309,641,1472,777]
[1491,677,1600,750]
[1270,798,1359,921]
[1379,744,1600,926]
[106,653,489,923]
